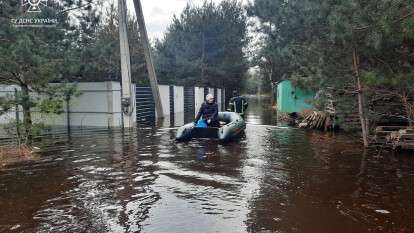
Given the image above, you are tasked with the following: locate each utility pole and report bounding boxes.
[118,0,134,128]
[132,0,164,119]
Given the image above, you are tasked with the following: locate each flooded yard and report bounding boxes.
[1,97,414,233]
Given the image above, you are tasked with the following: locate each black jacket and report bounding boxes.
[229,96,248,113]
[195,102,218,123]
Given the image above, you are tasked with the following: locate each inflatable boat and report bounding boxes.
[176,112,246,142]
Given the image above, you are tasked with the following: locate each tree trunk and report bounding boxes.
[271,81,276,107]
[268,64,274,106]
[14,88,21,144]
[353,48,369,147]
[21,83,32,144]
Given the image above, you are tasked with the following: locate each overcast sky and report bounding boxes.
[125,0,245,40]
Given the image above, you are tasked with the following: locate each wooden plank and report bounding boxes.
[399,134,414,140]
[399,144,414,150]
[376,126,407,131]
[399,129,414,134]
[375,131,393,136]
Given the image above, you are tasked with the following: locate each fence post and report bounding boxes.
[118,0,134,128]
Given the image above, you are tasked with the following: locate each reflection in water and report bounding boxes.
[244,96,277,126]
[1,96,414,233]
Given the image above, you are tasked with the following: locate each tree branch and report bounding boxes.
[11,72,24,85]
[354,11,414,31]
[58,3,92,14]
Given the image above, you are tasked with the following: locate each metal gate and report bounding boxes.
[136,86,155,125]
[204,87,209,96]
[169,86,174,124]
[169,86,175,116]
[223,89,227,111]
[135,86,224,126]
[184,86,195,123]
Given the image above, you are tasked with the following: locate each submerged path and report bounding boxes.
[1,96,414,233]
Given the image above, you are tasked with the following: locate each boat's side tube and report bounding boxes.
[218,112,246,142]
[176,123,195,141]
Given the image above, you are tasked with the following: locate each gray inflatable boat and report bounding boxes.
[176,112,246,142]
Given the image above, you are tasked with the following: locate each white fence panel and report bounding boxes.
[158,85,171,116]
[174,86,184,113]
[217,88,222,111]
[0,82,133,128]
[194,87,205,116]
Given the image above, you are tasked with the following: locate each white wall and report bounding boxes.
[0,82,135,128]
[217,89,222,111]
[64,82,126,127]
[174,86,184,113]
[173,112,184,126]
[194,87,205,116]
[158,85,170,116]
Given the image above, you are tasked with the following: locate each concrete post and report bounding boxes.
[106,81,114,128]
[118,0,134,128]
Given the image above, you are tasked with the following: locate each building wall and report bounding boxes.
[277,80,314,113]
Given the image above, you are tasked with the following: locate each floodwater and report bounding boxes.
[1,97,414,233]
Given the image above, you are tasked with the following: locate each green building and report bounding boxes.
[276,80,315,113]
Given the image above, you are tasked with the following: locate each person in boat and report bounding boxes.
[194,94,220,128]
[228,90,248,116]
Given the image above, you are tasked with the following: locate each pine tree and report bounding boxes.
[0,0,98,143]
[154,0,249,90]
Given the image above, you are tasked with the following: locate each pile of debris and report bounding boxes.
[373,126,414,151]
[298,111,337,131]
